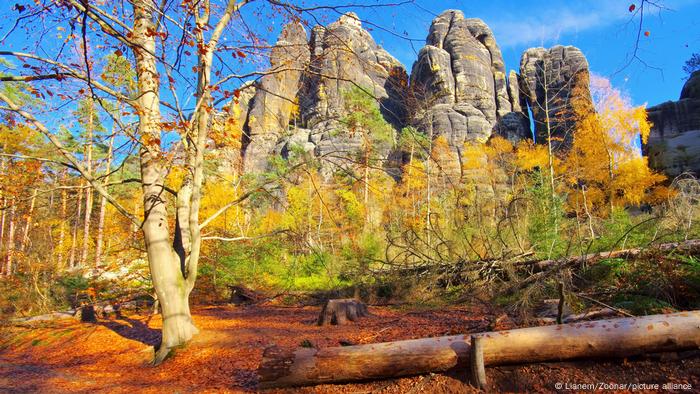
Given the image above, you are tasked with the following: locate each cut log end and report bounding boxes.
[317,299,369,326]
[259,345,318,389]
[470,335,487,390]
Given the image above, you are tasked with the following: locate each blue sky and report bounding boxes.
[345,0,700,107]
[1,0,695,171]
[1,0,698,112]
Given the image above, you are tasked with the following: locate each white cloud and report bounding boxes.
[488,2,629,48]
[589,73,634,110]
[484,0,700,48]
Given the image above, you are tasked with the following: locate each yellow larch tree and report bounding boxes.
[564,75,667,217]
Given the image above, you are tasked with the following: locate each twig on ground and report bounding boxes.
[575,293,635,317]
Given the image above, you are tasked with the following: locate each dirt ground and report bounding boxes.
[1,304,699,393]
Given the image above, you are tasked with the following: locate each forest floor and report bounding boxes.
[1,303,699,393]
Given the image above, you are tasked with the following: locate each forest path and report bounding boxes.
[1,304,698,393]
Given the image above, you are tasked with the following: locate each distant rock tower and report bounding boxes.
[518,45,594,150]
[410,10,518,146]
[645,70,700,177]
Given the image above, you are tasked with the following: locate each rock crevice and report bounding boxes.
[241,22,311,173]
[518,45,593,149]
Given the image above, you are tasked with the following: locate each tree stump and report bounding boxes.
[317,299,369,326]
[77,304,96,322]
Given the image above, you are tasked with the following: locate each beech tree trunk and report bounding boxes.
[0,144,6,274]
[0,197,5,275]
[259,311,700,388]
[69,187,83,268]
[57,173,68,269]
[132,0,197,363]
[20,189,37,252]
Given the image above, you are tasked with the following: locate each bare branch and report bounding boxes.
[0,92,139,226]
[0,51,134,106]
[202,229,288,242]
[0,73,72,82]
[0,152,78,170]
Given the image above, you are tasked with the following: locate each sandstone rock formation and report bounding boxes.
[519,45,593,150]
[645,70,700,177]
[299,12,407,176]
[407,9,527,201]
[681,71,700,100]
[301,13,407,128]
[236,10,600,193]
[212,81,256,174]
[410,10,513,146]
[498,70,531,143]
[240,13,408,175]
[242,22,310,173]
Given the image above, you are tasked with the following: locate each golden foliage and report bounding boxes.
[611,157,666,206]
[461,142,485,171]
[200,175,246,233]
[165,166,187,191]
[515,140,550,172]
[562,75,667,215]
[390,158,429,230]
[485,136,514,159]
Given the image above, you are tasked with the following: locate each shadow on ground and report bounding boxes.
[97,316,161,347]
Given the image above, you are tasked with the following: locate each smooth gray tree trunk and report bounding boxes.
[132,0,197,363]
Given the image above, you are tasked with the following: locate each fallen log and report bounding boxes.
[258,310,700,388]
[7,310,76,326]
[534,307,622,325]
[371,240,700,293]
[504,239,700,295]
[514,239,700,272]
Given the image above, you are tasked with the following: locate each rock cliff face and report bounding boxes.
[519,46,593,150]
[212,81,256,174]
[301,13,407,128]
[241,22,310,173]
[645,71,700,177]
[240,13,408,174]
[298,12,407,175]
[235,10,602,187]
[499,69,531,143]
[222,9,700,212]
[406,9,533,197]
[410,10,514,146]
